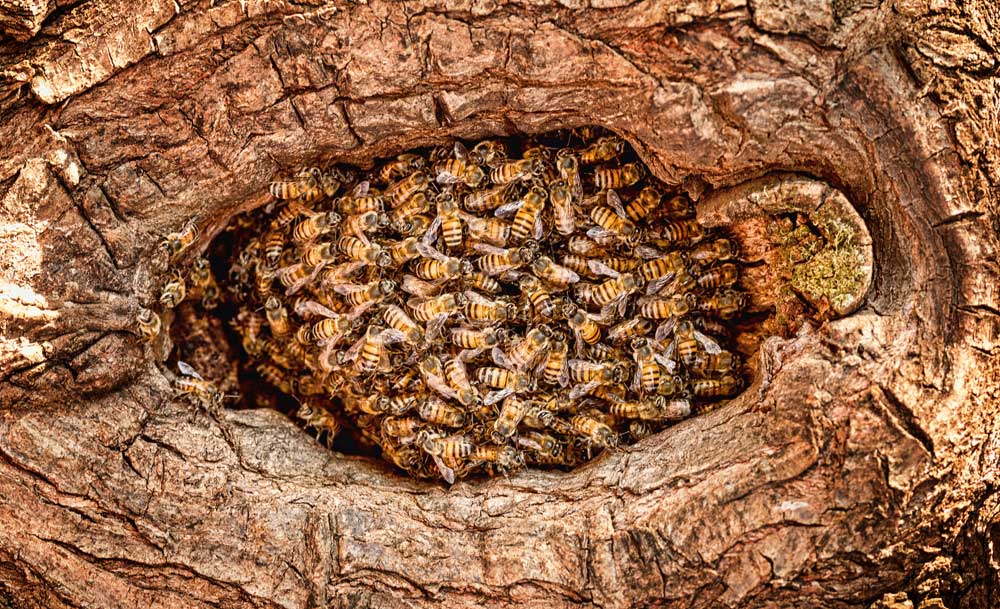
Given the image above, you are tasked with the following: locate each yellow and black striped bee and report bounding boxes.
[136,307,161,343]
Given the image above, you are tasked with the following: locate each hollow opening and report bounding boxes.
[154,126,848,484]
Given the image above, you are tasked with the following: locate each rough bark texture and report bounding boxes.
[0,1,998,608]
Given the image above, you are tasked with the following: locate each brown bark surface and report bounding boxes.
[0,1,998,608]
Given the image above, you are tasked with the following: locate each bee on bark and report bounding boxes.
[160,272,186,309]
[136,307,161,343]
[162,220,199,261]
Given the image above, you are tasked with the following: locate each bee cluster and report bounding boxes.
[214,127,746,483]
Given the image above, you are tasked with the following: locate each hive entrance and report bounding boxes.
[200,127,750,483]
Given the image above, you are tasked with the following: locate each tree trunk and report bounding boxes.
[1,0,998,608]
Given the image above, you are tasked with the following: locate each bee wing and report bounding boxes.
[570,172,583,204]
[494,199,524,218]
[569,380,600,400]
[453,141,470,162]
[472,242,508,255]
[416,241,449,262]
[491,346,514,369]
[425,313,449,343]
[457,348,483,362]
[586,226,614,243]
[435,168,462,184]
[464,290,491,305]
[432,454,456,485]
[655,319,678,342]
[599,293,630,320]
[332,283,364,296]
[630,361,642,394]
[571,329,586,357]
[422,215,443,245]
[588,259,620,278]
[349,180,370,198]
[516,436,544,451]
[557,359,570,387]
[606,189,627,218]
[532,214,545,240]
[645,272,676,296]
[427,374,460,401]
[694,330,722,355]
[402,275,441,298]
[177,360,204,380]
[484,388,514,406]
[633,244,663,259]
[343,334,367,362]
[294,300,340,319]
[380,328,407,345]
[653,352,677,373]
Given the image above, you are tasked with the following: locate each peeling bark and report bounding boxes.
[0,1,998,608]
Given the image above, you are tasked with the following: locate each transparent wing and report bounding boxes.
[416,241,449,261]
[402,275,441,298]
[532,214,545,240]
[588,259,620,278]
[645,272,676,296]
[294,300,340,319]
[606,189,627,218]
[633,244,663,259]
[694,330,722,355]
[432,454,456,485]
[422,215,443,245]
[380,328,407,345]
[472,242,508,255]
[425,313,449,343]
[494,199,524,218]
[343,334,367,362]
[352,180,370,197]
[491,346,514,369]
[177,361,203,380]
[569,380,600,400]
[484,388,514,406]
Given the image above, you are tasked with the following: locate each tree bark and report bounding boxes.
[0,1,998,608]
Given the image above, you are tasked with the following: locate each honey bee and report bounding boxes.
[691,375,741,399]
[563,303,602,348]
[555,148,583,199]
[579,136,624,165]
[388,192,432,231]
[262,229,285,268]
[257,361,296,394]
[623,186,660,222]
[491,395,529,443]
[408,292,466,323]
[570,414,617,448]
[688,238,736,266]
[695,263,739,289]
[531,256,580,289]
[344,325,405,373]
[475,244,534,276]
[464,271,503,294]
[417,431,473,484]
[460,211,510,247]
[382,304,425,345]
[560,254,599,280]
[549,179,577,236]
[690,351,738,375]
[662,195,692,218]
[413,243,472,281]
[418,354,464,403]
[470,444,523,470]
[503,185,547,242]
[591,383,627,403]
[175,361,226,411]
[288,211,339,244]
[382,441,425,472]
[593,162,642,189]
[162,220,200,261]
[539,335,569,387]
[631,337,661,395]
[430,193,465,251]
[379,153,425,183]
[490,159,537,184]
[519,274,557,318]
[476,366,532,396]
[263,296,290,336]
[387,394,424,417]
[607,397,662,421]
[444,357,480,408]
[135,307,161,343]
[235,308,264,355]
[337,192,385,216]
[580,267,640,316]
[451,326,506,350]
[652,219,704,244]
[566,236,608,257]
[381,415,426,442]
[463,291,517,323]
[160,272,186,308]
[697,289,746,319]
[470,139,507,167]
[635,249,687,284]
[517,431,562,458]
[386,170,431,205]
[463,183,512,213]
[495,327,550,371]
[345,392,392,415]
[297,400,341,445]
[671,319,721,365]
[336,236,391,267]
[270,167,322,200]
[588,190,640,244]
[335,279,395,316]
[342,210,386,239]
[607,318,653,345]
[568,359,618,385]
[435,142,486,188]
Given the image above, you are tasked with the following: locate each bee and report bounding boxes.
[629,421,653,441]
[690,351,738,375]
[344,325,406,373]
[570,415,617,448]
[476,366,533,393]
[388,192,432,230]
[435,142,486,188]
[275,262,312,295]
[691,375,741,399]
[379,153,425,183]
[451,326,506,350]
[588,191,639,244]
[549,179,577,236]
[383,304,425,345]
[345,392,392,415]
[463,183,512,213]
[563,303,602,347]
[579,136,624,165]
[175,361,225,411]
[566,236,608,257]
[335,279,396,314]
[464,291,517,323]
[470,444,523,470]
[662,195,693,218]
[413,243,472,281]
[637,294,692,319]
[464,271,503,295]
[539,335,569,387]
[288,211,340,244]
[593,163,642,190]
[531,256,580,289]
[476,245,534,276]
[160,272,186,308]
[555,148,583,200]
[607,397,661,421]
[607,318,653,345]
[381,415,426,441]
[418,354,465,403]
[431,193,465,251]
[631,337,661,395]
[568,359,619,385]
[698,289,747,319]
[342,210,386,239]
[387,394,424,417]
[688,238,736,266]
[653,219,704,244]
[505,185,547,242]
[623,186,660,222]
[561,254,599,280]
[336,236,391,267]
[470,140,507,167]
[297,400,341,445]
[408,292,466,323]
[382,441,424,472]
[444,357,480,408]
[460,211,510,247]
[490,159,537,184]
[136,307,161,343]
[491,395,529,443]
[162,220,200,261]
[263,296,290,336]
[337,192,385,216]
[495,327,550,371]
[591,383,627,403]
[636,249,687,283]
[235,308,264,355]
[383,236,420,267]
[596,256,639,273]
[581,268,640,315]
[417,431,473,484]
[672,319,721,365]
[386,170,431,205]
[519,275,557,318]
[270,167,322,200]
[656,374,686,397]
[695,263,739,289]
[517,431,562,458]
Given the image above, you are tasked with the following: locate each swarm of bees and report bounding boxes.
[164,127,748,484]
